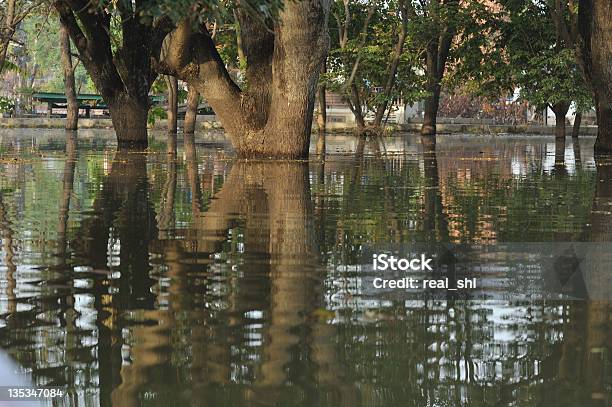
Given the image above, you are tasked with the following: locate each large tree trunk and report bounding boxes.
[578,0,612,153]
[160,0,330,158]
[107,96,150,148]
[184,86,199,135]
[60,22,78,130]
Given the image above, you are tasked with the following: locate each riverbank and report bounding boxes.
[0,116,598,136]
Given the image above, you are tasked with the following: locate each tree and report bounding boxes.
[0,0,43,75]
[501,0,591,143]
[413,0,459,137]
[165,75,178,153]
[157,0,330,158]
[325,0,416,134]
[316,60,326,155]
[59,20,78,130]
[53,0,171,147]
[578,0,612,153]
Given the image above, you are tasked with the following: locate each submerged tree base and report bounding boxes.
[117,140,149,151]
[354,125,385,138]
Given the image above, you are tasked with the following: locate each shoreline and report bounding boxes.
[0,116,598,137]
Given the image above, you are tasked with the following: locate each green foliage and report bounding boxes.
[1,59,21,73]
[148,105,167,125]
[0,96,16,113]
[453,0,592,111]
[7,13,95,96]
[325,0,423,120]
[516,48,591,110]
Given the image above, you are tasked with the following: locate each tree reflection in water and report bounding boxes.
[0,134,610,406]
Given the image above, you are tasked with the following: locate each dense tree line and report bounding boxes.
[1,0,611,156]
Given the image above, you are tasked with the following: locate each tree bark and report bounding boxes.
[165,75,178,154]
[0,0,17,75]
[165,75,178,135]
[578,0,612,153]
[158,0,330,159]
[184,86,199,135]
[107,95,150,148]
[552,102,570,168]
[422,83,442,137]
[316,62,327,156]
[60,22,78,130]
[552,101,570,140]
[317,61,327,133]
[572,110,582,138]
[0,1,14,73]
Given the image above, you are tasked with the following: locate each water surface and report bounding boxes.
[0,130,610,406]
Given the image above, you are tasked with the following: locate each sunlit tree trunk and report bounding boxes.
[60,23,78,130]
[183,86,199,135]
[165,75,178,154]
[316,62,327,156]
[165,76,178,133]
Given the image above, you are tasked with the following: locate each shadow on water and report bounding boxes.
[0,132,610,406]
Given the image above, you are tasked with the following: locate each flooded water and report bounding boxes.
[0,129,610,406]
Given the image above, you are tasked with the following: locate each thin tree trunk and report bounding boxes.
[372,2,407,127]
[0,0,16,75]
[316,62,327,156]
[317,61,327,133]
[165,75,178,135]
[573,139,582,167]
[184,86,199,135]
[572,111,582,138]
[165,75,178,154]
[350,83,366,130]
[60,22,78,130]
